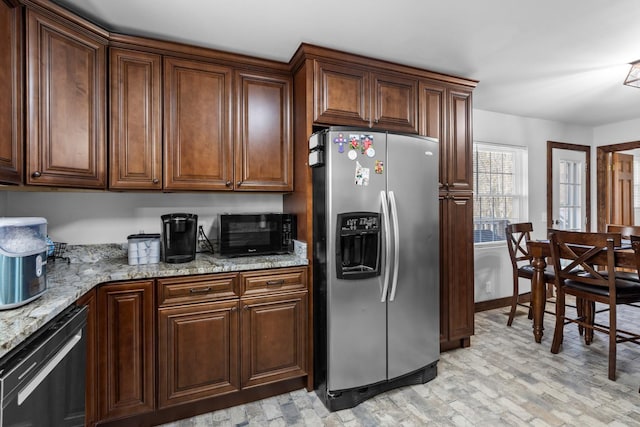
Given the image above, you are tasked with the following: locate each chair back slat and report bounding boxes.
[505,222,533,267]
[606,224,640,240]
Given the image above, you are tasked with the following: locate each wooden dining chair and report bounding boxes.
[606,224,640,239]
[549,230,640,381]
[505,222,556,326]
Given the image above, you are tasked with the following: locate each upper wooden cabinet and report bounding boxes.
[234,70,292,191]
[442,86,473,192]
[25,8,107,188]
[419,81,473,192]
[109,47,162,190]
[0,2,22,185]
[313,60,418,133]
[164,56,234,191]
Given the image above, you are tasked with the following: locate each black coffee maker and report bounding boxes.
[161,213,198,263]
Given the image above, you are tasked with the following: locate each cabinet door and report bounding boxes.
[110,48,162,190]
[313,60,370,126]
[444,87,473,192]
[371,71,418,133]
[158,300,239,408]
[235,71,292,191]
[26,10,106,188]
[439,194,474,344]
[419,81,446,188]
[97,280,155,421]
[164,57,233,190]
[0,2,22,185]
[240,291,307,389]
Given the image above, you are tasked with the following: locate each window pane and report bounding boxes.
[473,143,528,243]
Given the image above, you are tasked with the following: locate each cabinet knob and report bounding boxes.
[236,181,241,187]
[225,181,232,187]
[152,178,159,184]
[32,171,41,178]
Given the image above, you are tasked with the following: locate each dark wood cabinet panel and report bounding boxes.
[439,194,474,345]
[240,291,307,389]
[25,9,106,188]
[97,280,155,422]
[76,289,97,427]
[313,60,370,126]
[313,60,418,133]
[158,299,240,408]
[234,71,293,191]
[164,56,233,190]
[419,81,446,188]
[109,47,162,190]
[445,87,473,192]
[371,71,418,133]
[0,2,22,185]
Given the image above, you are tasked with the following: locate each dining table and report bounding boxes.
[526,239,637,343]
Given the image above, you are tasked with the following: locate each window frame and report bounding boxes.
[473,141,529,245]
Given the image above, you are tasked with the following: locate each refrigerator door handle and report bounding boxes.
[388,190,400,302]
[380,190,391,303]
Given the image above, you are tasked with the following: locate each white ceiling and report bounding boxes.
[53,0,640,127]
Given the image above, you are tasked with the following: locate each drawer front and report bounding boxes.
[240,267,307,296]
[158,273,238,306]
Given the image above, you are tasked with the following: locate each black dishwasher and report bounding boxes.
[0,305,87,427]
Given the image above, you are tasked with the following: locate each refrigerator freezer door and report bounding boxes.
[325,130,388,392]
[386,134,439,380]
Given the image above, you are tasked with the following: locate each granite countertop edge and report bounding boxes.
[0,248,308,360]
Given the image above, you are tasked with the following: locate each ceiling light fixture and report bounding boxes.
[624,60,640,88]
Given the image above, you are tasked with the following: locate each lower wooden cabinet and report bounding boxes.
[240,291,307,388]
[97,280,155,422]
[157,299,240,408]
[92,267,307,425]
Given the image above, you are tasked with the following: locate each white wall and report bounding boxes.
[4,191,282,245]
[473,109,593,302]
[593,117,640,145]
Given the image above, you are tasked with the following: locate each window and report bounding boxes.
[473,142,528,243]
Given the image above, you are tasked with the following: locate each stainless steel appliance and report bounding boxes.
[0,305,87,426]
[310,127,439,411]
[218,213,296,257]
[161,213,198,263]
[0,217,48,310]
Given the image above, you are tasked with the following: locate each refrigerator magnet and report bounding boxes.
[349,135,360,150]
[348,150,358,160]
[366,147,375,157]
[355,161,370,186]
[362,135,373,154]
[333,134,346,153]
[375,160,384,174]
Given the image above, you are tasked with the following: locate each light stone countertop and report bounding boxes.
[0,244,308,359]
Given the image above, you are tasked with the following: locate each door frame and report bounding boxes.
[596,140,640,231]
[547,141,591,232]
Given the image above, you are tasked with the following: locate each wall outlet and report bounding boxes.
[485,280,494,294]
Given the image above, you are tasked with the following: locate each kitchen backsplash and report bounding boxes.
[4,191,283,245]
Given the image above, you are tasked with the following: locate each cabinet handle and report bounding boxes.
[266,280,285,286]
[231,306,237,312]
[32,171,41,178]
[236,181,242,187]
[225,181,232,187]
[189,287,212,294]
[152,178,159,184]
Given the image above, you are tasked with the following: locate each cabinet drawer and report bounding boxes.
[158,273,238,306]
[240,267,307,296]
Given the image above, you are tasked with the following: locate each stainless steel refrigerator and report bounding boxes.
[309,127,439,411]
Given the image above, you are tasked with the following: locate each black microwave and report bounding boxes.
[218,213,296,257]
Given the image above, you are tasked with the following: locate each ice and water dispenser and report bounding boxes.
[335,212,381,279]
